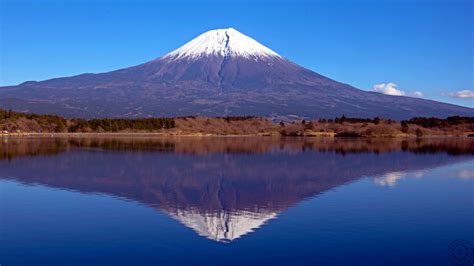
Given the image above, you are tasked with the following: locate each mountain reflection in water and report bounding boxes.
[0,137,472,242]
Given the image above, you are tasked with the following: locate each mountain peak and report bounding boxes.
[163,28,282,60]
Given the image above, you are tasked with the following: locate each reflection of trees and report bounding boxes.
[0,137,473,161]
[0,138,69,161]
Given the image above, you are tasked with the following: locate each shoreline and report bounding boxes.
[1,132,472,138]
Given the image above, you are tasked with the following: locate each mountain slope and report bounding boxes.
[0,28,471,119]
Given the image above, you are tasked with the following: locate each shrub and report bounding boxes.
[416,128,424,137]
[304,121,315,130]
[401,121,409,133]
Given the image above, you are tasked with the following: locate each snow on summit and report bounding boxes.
[164,28,281,60]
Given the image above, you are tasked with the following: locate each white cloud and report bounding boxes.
[412,170,425,178]
[411,91,424,97]
[374,170,425,187]
[373,82,406,96]
[373,83,425,98]
[374,172,406,187]
[448,90,474,99]
[456,169,474,180]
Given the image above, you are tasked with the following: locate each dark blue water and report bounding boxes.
[0,137,473,266]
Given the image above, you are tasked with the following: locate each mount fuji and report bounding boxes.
[1,28,471,119]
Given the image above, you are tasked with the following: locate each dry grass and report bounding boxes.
[174,116,278,135]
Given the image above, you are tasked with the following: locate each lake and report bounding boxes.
[0,137,473,266]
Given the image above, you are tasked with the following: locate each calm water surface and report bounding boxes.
[0,137,473,266]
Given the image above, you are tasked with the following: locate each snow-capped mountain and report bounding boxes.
[168,209,277,242]
[0,28,471,119]
[164,28,281,60]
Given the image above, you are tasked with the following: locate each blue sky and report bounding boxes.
[1,0,472,106]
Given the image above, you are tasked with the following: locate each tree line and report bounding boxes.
[403,116,474,128]
[69,118,175,132]
[0,109,175,132]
